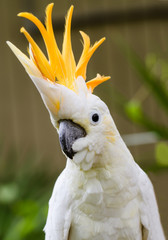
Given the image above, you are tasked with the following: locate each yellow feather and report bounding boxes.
[18,6,66,83]
[62,6,76,89]
[20,27,54,81]
[76,36,105,81]
[75,31,90,80]
[15,3,110,92]
[45,3,67,82]
[86,74,111,93]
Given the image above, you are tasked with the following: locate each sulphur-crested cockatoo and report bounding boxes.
[7,3,165,240]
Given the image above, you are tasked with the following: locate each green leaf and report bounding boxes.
[125,100,143,122]
[155,142,168,167]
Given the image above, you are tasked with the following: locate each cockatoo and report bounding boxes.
[7,3,165,240]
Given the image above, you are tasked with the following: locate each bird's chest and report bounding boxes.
[69,169,142,240]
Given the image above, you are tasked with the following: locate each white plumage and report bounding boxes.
[44,120,165,240]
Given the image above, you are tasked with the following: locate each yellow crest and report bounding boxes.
[18,3,110,92]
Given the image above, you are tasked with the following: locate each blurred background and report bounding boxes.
[1,0,168,239]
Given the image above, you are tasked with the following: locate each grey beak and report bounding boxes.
[59,120,86,159]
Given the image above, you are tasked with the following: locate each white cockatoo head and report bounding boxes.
[7,3,121,170]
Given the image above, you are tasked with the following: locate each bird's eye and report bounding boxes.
[90,111,101,125]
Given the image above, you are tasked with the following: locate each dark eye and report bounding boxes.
[92,113,99,123]
[90,111,101,125]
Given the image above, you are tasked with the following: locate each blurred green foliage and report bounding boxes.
[0,144,57,240]
[116,42,168,170]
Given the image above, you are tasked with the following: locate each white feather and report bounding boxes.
[137,165,165,239]
[44,93,165,239]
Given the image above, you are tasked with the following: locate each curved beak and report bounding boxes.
[59,120,86,159]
